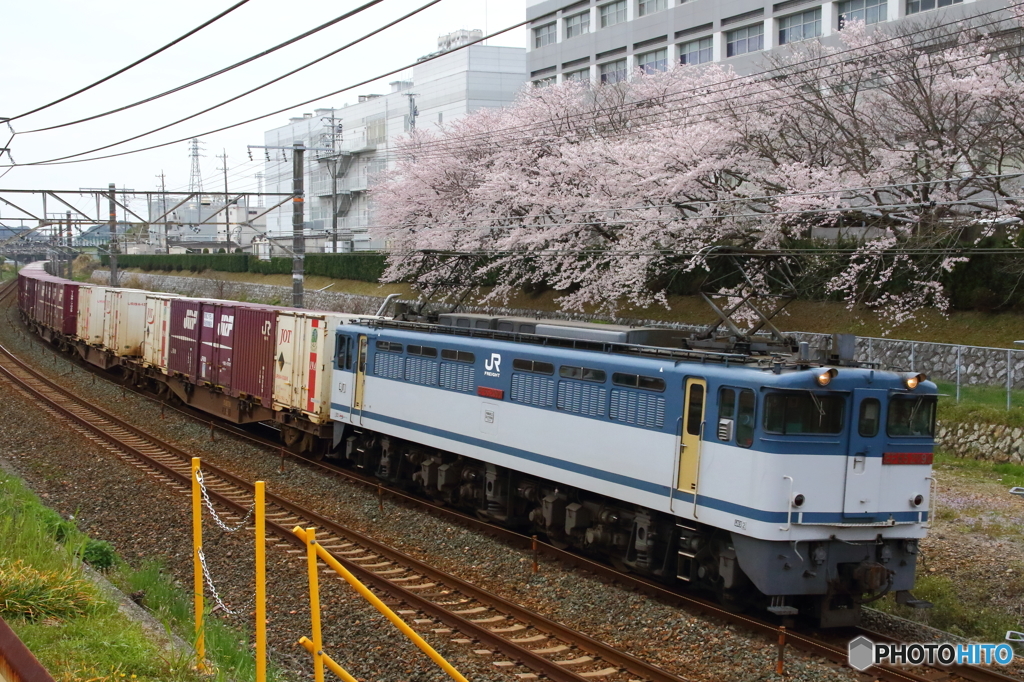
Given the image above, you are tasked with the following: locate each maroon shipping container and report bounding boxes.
[168,299,201,379]
[198,301,236,389]
[232,305,277,407]
[54,282,78,334]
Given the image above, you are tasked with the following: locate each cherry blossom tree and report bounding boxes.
[372,11,1024,325]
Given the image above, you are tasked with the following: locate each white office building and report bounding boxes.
[262,34,527,252]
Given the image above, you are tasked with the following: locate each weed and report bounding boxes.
[82,539,118,571]
[0,559,97,620]
[877,573,1023,645]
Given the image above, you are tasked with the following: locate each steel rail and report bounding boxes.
[2,278,1019,682]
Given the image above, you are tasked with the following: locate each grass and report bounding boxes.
[876,572,1024,643]
[933,451,1024,489]
[0,471,276,682]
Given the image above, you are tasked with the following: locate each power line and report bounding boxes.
[6,0,253,123]
[17,0,393,134]
[0,15,531,169]
[5,0,453,167]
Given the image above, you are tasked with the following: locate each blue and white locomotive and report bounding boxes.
[329,315,935,626]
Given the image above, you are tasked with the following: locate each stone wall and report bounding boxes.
[936,422,1024,463]
[91,271,384,315]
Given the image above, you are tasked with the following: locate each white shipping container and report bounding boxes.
[107,289,148,357]
[75,285,93,341]
[273,311,367,423]
[79,285,109,346]
[142,294,179,371]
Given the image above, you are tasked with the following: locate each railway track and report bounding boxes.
[1,278,1020,682]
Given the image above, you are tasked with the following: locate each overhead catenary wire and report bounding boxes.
[16,0,395,135]
[6,0,253,124]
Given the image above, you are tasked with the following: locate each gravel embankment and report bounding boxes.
[0,300,900,682]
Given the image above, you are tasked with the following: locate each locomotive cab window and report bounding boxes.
[559,366,607,382]
[859,398,881,437]
[513,359,555,375]
[764,392,844,435]
[336,336,353,370]
[612,373,666,392]
[887,395,936,437]
[686,382,705,436]
[718,388,736,441]
[441,349,475,363]
[736,389,756,448]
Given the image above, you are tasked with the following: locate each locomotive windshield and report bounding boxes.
[764,392,845,435]
[887,395,936,437]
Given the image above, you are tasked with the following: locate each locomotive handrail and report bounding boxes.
[346,317,761,365]
[781,476,794,531]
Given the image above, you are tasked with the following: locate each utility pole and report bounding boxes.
[108,182,119,287]
[156,172,168,253]
[218,149,230,244]
[406,93,418,131]
[292,141,305,308]
[66,211,72,279]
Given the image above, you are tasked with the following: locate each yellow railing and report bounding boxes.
[293,526,469,682]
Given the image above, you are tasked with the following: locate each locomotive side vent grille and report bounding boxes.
[511,373,555,407]
[610,390,665,429]
[718,418,734,441]
[405,357,439,386]
[374,352,405,380]
[440,363,475,392]
[556,380,607,416]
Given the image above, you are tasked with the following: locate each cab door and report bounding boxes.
[678,378,707,492]
[844,388,886,516]
[352,335,368,420]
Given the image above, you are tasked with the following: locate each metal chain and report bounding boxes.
[195,469,254,532]
[197,547,255,617]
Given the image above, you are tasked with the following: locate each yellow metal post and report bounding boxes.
[306,527,325,682]
[255,481,266,682]
[298,638,359,682]
[293,527,470,682]
[191,457,205,670]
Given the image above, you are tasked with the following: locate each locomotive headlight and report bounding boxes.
[911,493,924,507]
[816,368,838,386]
[793,493,805,507]
[904,373,927,390]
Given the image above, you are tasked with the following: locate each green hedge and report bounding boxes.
[99,253,386,282]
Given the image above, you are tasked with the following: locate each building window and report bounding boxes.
[599,59,628,84]
[565,11,590,39]
[726,23,764,57]
[600,0,627,28]
[638,0,666,16]
[533,76,557,88]
[638,48,668,74]
[906,0,961,14]
[679,36,712,65]
[838,0,887,26]
[564,68,591,82]
[534,22,556,48]
[778,8,821,45]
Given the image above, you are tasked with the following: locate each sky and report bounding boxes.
[0,0,526,224]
